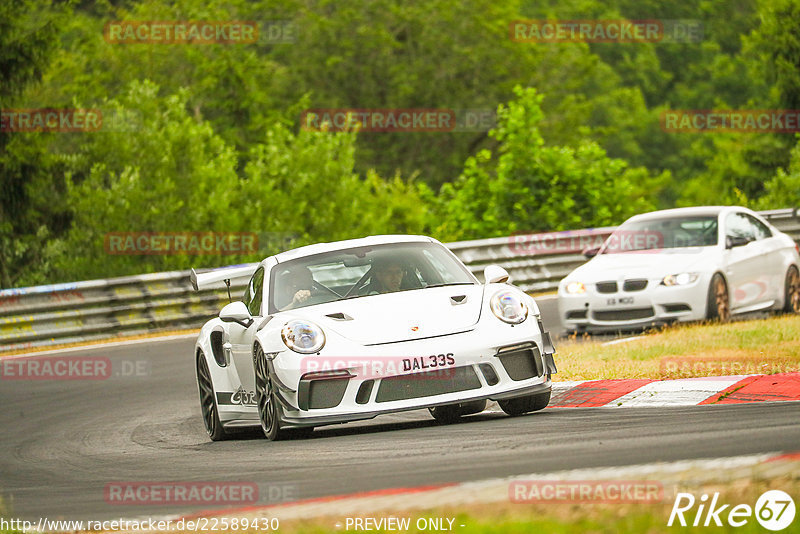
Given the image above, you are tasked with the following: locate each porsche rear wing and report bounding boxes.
[190,264,259,291]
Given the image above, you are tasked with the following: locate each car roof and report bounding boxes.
[273,234,436,263]
[626,205,745,222]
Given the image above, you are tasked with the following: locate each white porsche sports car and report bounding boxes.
[192,235,557,441]
[558,206,800,333]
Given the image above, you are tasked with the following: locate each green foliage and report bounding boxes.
[45,80,432,282]
[433,87,663,241]
[752,136,800,209]
[3,0,800,287]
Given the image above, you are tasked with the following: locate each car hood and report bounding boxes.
[291,285,485,345]
[568,249,717,283]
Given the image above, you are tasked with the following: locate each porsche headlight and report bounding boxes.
[565,281,586,294]
[662,273,699,287]
[281,320,326,353]
[490,290,528,324]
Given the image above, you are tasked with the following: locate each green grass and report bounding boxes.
[274,477,800,534]
[554,314,800,381]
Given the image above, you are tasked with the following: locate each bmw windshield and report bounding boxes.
[601,216,719,254]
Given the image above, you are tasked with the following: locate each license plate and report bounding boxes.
[402,353,455,372]
[606,297,634,305]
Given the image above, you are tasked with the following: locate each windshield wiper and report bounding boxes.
[424,282,474,288]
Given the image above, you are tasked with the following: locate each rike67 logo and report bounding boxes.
[668,490,796,530]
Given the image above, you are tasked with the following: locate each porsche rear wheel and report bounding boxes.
[706,273,730,322]
[196,353,229,441]
[254,346,287,441]
[499,390,551,416]
[785,266,800,314]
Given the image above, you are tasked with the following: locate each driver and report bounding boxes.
[362,257,406,295]
[278,266,315,310]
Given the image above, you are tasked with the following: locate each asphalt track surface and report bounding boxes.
[1,302,798,521]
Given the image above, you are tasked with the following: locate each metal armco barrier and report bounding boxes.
[1,208,798,352]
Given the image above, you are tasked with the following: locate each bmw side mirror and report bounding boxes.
[484,265,510,284]
[725,235,751,249]
[582,246,600,259]
[219,301,253,328]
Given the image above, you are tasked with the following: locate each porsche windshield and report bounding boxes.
[602,215,719,254]
[268,241,476,313]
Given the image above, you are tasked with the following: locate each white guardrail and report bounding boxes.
[1,208,798,352]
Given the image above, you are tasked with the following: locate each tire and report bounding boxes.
[429,405,463,424]
[499,390,551,416]
[706,273,730,322]
[196,353,229,441]
[254,345,288,441]
[784,266,800,314]
[429,399,487,424]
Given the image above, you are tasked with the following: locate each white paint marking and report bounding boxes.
[2,333,197,359]
[605,375,754,407]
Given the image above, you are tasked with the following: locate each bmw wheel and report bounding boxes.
[784,266,800,314]
[706,273,730,322]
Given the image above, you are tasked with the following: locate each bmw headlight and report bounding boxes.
[281,320,326,353]
[565,281,586,294]
[490,290,528,324]
[662,273,699,286]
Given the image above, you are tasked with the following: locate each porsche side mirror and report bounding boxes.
[582,246,601,259]
[725,235,751,249]
[484,265,510,284]
[220,301,253,328]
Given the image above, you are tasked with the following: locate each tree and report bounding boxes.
[433,86,664,241]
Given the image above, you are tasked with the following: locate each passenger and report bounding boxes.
[278,266,315,310]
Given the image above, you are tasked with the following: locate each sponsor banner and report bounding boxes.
[510,480,664,503]
[104,481,258,505]
[661,110,800,133]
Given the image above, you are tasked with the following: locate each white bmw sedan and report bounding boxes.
[558,206,800,333]
[192,235,557,441]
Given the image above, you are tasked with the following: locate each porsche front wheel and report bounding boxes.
[499,390,551,416]
[254,346,287,441]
